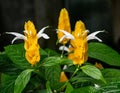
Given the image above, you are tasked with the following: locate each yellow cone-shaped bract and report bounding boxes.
[60,71,68,82]
[58,8,71,44]
[24,20,40,66]
[68,21,88,65]
[95,62,104,69]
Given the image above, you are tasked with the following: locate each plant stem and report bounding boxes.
[71,65,80,78]
[60,44,65,58]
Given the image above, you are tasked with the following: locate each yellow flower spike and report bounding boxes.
[6,20,50,66]
[24,21,39,50]
[59,20,103,65]
[68,47,87,65]
[58,17,104,65]
[68,21,88,65]
[58,8,71,44]
[24,21,40,66]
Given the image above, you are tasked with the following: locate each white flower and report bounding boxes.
[58,30,104,51]
[87,30,104,42]
[37,26,50,39]
[6,32,27,44]
[56,29,74,43]
[59,45,70,52]
[58,29,104,43]
[6,26,50,44]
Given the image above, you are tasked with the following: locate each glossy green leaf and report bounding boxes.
[0,74,17,93]
[71,81,120,93]
[45,65,61,89]
[46,81,53,93]
[40,48,49,61]
[71,86,95,93]
[81,65,106,83]
[4,43,31,69]
[95,81,120,93]
[34,90,47,93]
[65,82,74,93]
[64,65,76,73]
[0,52,21,75]
[60,58,73,65]
[45,48,60,56]
[88,42,120,66]
[42,57,73,67]
[70,71,94,88]
[102,68,120,82]
[14,69,34,93]
[40,48,48,56]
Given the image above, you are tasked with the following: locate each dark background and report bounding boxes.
[0,0,120,52]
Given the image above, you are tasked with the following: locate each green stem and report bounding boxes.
[57,81,69,91]
[60,44,65,58]
[71,65,80,79]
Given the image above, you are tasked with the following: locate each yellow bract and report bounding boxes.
[24,20,40,66]
[24,20,37,37]
[74,21,86,37]
[60,71,68,82]
[95,62,104,69]
[58,8,71,44]
[68,21,88,65]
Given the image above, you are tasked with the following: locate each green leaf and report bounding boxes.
[64,65,76,73]
[45,65,61,89]
[42,57,60,66]
[71,86,95,93]
[40,48,48,61]
[46,81,53,93]
[88,42,120,66]
[42,57,73,67]
[4,43,31,69]
[71,81,120,93]
[65,82,74,93]
[70,71,94,88]
[14,69,34,93]
[45,48,60,56]
[40,48,48,56]
[34,90,47,93]
[81,65,106,83]
[39,48,60,63]
[102,68,120,82]
[60,58,73,65]
[95,81,120,93]
[0,74,17,93]
[0,52,22,75]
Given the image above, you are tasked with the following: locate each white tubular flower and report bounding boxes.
[87,30,104,42]
[57,29,104,44]
[57,29,74,43]
[6,32,27,44]
[37,26,50,39]
[59,45,70,52]
[6,26,50,44]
